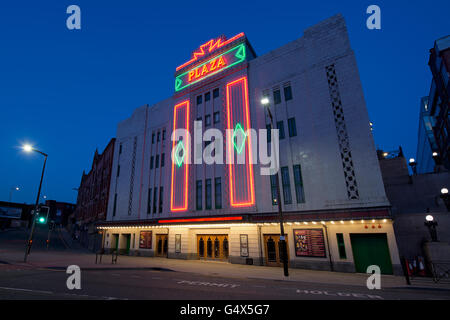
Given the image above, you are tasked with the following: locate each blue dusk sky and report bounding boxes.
[0,1,449,204]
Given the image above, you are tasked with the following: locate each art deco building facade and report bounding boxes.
[99,15,401,274]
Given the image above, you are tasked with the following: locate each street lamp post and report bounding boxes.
[22,144,48,262]
[9,186,20,202]
[409,158,417,175]
[440,188,450,212]
[261,97,289,277]
[424,215,438,242]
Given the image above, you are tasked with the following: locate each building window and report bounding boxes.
[150,156,154,169]
[277,121,285,140]
[161,153,165,167]
[119,144,122,154]
[215,177,222,209]
[196,180,202,210]
[284,84,293,101]
[293,164,305,203]
[336,233,347,259]
[288,117,297,137]
[205,92,211,102]
[273,88,281,104]
[270,175,278,205]
[205,114,211,127]
[153,188,157,214]
[266,124,271,143]
[152,133,155,144]
[197,95,202,105]
[281,166,292,204]
[162,129,166,140]
[113,193,117,216]
[213,88,219,99]
[157,131,160,142]
[155,155,159,168]
[213,111,220,124]
[205,179,212,210]
[159,187,163,213]
[117,165,120,177]
[147,188,152,214]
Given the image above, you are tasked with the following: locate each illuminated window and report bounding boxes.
[205,179,212,210]
[205,114,211,127]
[150,156,154,169]
[197,95,202,105]
[273,88,281,104]
[159,187,163,213]
[281,167,292,204]
[155,155,159,168]
[336,233,347,259]
[270,175,277,205]
[213,111,220,124]
[215,177,222,209]
[196,180,202,210]
[147,188,152,214]
[277,121,285,140]
[205,92,211,102]
[213,88,219,99]
[284,84,293,101]
[288,117,297,137]
[293,164,305,203]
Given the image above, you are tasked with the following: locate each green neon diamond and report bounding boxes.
[174,140,185,167]
[232,123,247,154]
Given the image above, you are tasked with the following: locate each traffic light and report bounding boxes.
[36,206,50,224]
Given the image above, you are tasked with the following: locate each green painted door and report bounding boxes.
[126,235,131,254]
[114,235,119,251]
[350,233,393,275]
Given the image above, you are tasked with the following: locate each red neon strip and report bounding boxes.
[176,32,245,71]
[170,100,190,212]
[158,216,243,224]
[226,76,255,207]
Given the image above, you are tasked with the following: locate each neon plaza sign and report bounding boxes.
[175,37,246,92]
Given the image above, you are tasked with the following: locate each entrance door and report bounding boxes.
[263,234,289,267]
[197,235,229,260]
[155,234,168,257]
[113,234,119,251]
[350,233,393,275]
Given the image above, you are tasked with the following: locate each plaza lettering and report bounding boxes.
[188,56,226,82]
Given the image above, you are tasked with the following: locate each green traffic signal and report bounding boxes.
[38,217,46,223]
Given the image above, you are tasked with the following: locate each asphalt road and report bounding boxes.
[1,228,450,300]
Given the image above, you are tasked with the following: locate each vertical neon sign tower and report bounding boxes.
[170,100,190,211]
[226,76,255,207]
[171,33,255,213]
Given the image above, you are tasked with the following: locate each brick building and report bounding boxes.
[74,138,115,251]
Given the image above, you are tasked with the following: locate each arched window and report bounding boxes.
[199,237,205,257]
[207,237,212,258]
[214,237,220,258]
[267,237,276,262]
[223,237,229,258]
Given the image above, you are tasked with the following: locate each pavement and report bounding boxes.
[1,227,450,300]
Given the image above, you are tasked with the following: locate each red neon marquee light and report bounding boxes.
[176,32,245,71]
[170,100,190,212]
[226,76,255,207]
[158,216,243,224]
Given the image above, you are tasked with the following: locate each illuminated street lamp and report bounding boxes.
[9,186,20,202]
[409,158,417,175]
[424,215,438,242]
[440,188,450,212]
[261,96,289,277]
[22,144,48,262]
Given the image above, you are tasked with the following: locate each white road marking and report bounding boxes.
[296,289,384,300]
[0,286,53,295]
[176,280,240,288]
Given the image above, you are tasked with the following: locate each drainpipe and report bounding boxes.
[323,224,334,271]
